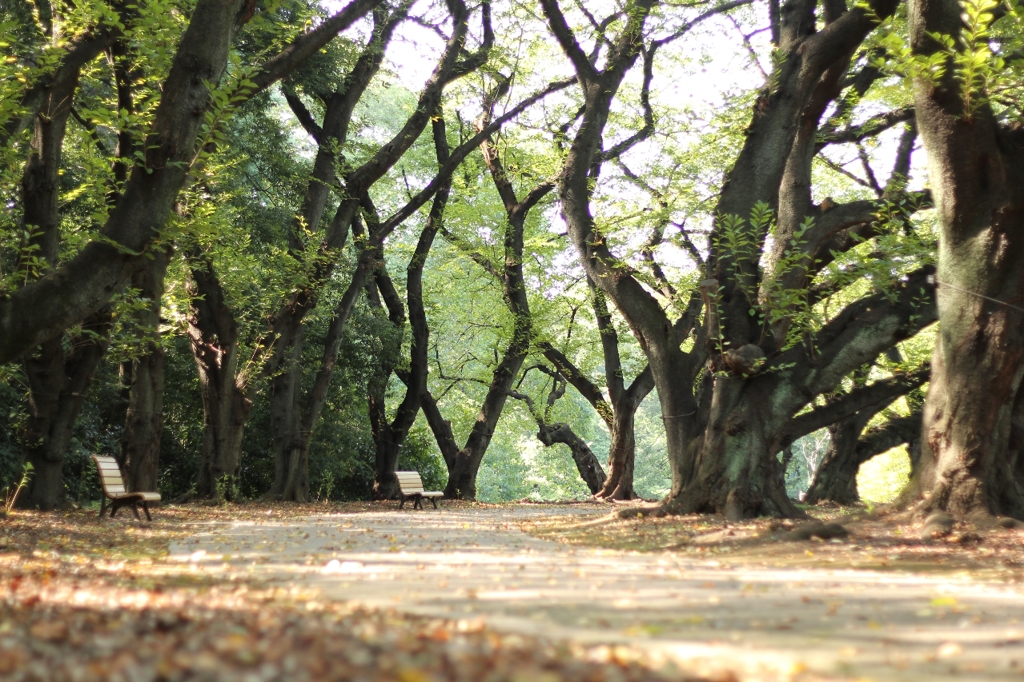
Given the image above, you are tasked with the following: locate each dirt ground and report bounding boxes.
[3,500,1024,681]
[522,501,1024,580]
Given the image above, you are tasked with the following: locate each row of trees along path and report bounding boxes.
[2,0,1023,522]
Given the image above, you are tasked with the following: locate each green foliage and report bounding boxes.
[476,445,532,502]
[858,445,911,503]
[3,461,32,513]
[874,0,1024,121]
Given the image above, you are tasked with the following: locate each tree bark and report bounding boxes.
[20,310,114,510]
[536,423,606,495]
[267,326,307,501]
[120,249,172,493]
[805,415,873,505]
[908,0,1024,520]
[365,267,408,500]
[806,408,923,505]
[16,30,113,510]
[186,254,251,501]
[600,409,639,500]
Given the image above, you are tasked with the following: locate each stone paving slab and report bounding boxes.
[168,506,1024,681]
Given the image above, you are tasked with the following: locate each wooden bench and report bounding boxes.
[396,471,443,509]
[91,455,161,521]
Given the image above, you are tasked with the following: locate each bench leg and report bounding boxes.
[429,497,438,509]
[414,497,422,510]
[131,501,142,521]
[99,498,107,518]
[110,499,120,518]
[142,501,152,522]
[399,496,407,510]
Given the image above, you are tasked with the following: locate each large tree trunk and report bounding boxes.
[121,249,171,493]
[598,409,638,500]
[804,417,868,505]
[656,0,905,519]
[805,405,923,505]
[267,333,309,502]
[16,57,113,509]
[678,378,798,520]
[187,256,251,501]
[20,311,113,509]
[908,0,1024,520]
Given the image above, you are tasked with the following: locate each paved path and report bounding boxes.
[167,506,1024,681]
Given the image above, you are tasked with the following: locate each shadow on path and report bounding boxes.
[168,505,1024,681]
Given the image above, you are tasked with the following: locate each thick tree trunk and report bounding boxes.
[371,434,402,500]
[659,0,905,519]
[194,378,250,501]
[596,409,637,500]
[121,249,171,493]
[267,336,309,502]
[20,310,113,509]
[804,418,866,505]
[908,0,1024,520]
[122,346,165,493]
[187,256,251,501]
[675,378,799,520]
[806,408,923,505]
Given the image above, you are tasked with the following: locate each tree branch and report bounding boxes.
[784,364,929,444]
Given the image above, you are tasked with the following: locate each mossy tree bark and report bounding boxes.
[907,0,1024,520]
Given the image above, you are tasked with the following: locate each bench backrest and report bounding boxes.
[395,471,426,494]
[92,455,127,496]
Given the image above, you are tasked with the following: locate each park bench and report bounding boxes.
[91,455,161,521]
[396,471,443,510]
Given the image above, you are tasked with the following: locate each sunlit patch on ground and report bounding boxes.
[521,504,1024,581]
[5,502,1024,680]
[0,503,700,682]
